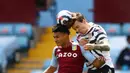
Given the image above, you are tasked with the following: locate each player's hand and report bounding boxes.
[92,56,105,68]
[83,44,94,50]
[98,56,106,61]
[79,38,88,46]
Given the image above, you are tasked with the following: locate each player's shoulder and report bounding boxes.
[71,41,79,46]
[90,22,107,33]
[53,46,60,51]
[90,22,101,29]
[89,22,101,28]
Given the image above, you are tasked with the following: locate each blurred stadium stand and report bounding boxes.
[122,23,130,35]
[14,24,33,38]
[0,23,35,73]
[0,36,19,73]
[0,24,14,35]
[42,59,51,70]
[98,23,121,35]
[104,23,121,35]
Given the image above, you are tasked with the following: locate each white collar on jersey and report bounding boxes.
[88,22,94,30]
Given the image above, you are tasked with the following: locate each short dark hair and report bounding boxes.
[52,25,70,35]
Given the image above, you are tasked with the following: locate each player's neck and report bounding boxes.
[62,41,71,48]
[84,22,91,34]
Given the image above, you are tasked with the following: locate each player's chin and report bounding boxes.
[56,43,61,46]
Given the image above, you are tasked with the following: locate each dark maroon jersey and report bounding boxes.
[53,42,86,73]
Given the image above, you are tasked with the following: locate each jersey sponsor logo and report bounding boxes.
[56,52,78,58]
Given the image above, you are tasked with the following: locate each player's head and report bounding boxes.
[52,25,70,46]
[71,12,90,34]
[57,10,90,34]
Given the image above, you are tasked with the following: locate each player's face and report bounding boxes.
[72,20,88,34]
[53,32,68,46]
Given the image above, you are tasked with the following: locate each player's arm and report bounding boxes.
[77,32,110,51]
[43,47,58,73]
[91,57,105,68]
[80,46,105,68]
[83,39,110,51]
[81,26,110,51]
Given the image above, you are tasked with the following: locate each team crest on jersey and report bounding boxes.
[72,45,77,51]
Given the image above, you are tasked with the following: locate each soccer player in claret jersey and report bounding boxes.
[43,25,105,73]
[56,10,115,73]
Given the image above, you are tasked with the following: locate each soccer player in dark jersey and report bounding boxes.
[43,25,105,73]
[56,10,115,73]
